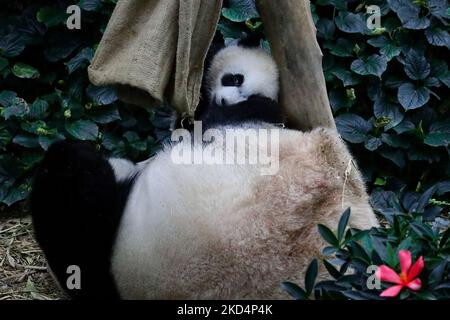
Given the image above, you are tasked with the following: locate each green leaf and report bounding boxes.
[398,83,430,110]
[367,36,390,48]
[0,91,17,107]
[424,132,449,147]
[351,55,387,77]
[36,6,67,28]
[87,106,121,124]
[380,44,401,61]
[385,242,397,266]
[0,32,26,58]
[323,260,342,279]
[424,77,440,88]
[222,0,259,22]
[393,120,415,134]
[329,89,356,112]
[428,0,449,19]
[2,183,29,206]
[404,50,430,80]
[281,282,308,300]
[86,85,118,105]
[38,135,63,151]
[44,35,81,62]
[305,259,318,295]
[12,134,40,148]
[318,224,339,247]
[0,57,8,71]
[28,98,49,119]
[337,208,351,242]
[424,120,450,147]
[79,0,103,11]
[316,18,335,39]
[374,99,404,130]
[335,113,372,144]
[245,19,262,31]
[330,67,360,87]
[102,132,124,151]
[65,120,98,141]
[378,147,405,168]
[341,291,369,300]
[440,228,450,248]
[388,0,430,29]
[365,136,382,151]
[315,0,347,10]
[217,20,246,39]
[410,222,435,239]
[425,27,450,47]
[3,98,29,120]
[407,146,441,163]
[367,35,401,60]
[335,12,367,34]
[381,133,410,148]
[12,63,40,79]
[323,38,354,57]
[374,177,387,186]
[65,47,95,74]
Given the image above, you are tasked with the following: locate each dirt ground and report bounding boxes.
[0,216,64,300]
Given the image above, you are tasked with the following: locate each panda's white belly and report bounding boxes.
[111,138,262,299]
[110,127,378,299]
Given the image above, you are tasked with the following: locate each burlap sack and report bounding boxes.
[88,0,223,117]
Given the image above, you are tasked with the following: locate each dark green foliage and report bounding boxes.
[314,0,449,202]
[283,208,450,300]
[0,1,164,207]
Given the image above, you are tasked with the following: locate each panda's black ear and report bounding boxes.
[238,31,264,48]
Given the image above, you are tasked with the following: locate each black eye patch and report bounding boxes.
[221,73,244,87]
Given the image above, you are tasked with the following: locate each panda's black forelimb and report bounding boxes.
[201,94,285,130]
[30,140,132,299]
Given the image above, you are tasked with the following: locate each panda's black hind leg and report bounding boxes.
[30,140,121,299]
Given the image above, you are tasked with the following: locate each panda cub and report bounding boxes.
[30,35,378,300]
[199,33,284,129]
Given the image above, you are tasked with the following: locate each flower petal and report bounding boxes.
[406,278,422,291]
[376,265,402,284]
[380,285,403,298]
[407,256,424,281]
[399,250,412,276]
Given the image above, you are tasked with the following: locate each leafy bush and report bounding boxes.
[313,0,449,200]
[0,1,163,208]
[282,206,450,300]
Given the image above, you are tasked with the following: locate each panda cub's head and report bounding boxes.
[205,35,279,107]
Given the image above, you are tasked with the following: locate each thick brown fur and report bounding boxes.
[112,127,378,299]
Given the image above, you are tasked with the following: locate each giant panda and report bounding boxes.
[30,35,378,300]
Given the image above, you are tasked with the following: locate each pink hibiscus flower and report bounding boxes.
[375,250,424,297]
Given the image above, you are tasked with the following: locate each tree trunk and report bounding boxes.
[256,0,336,131]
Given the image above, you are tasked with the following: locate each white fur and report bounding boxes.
[108,158,138,182]
[111,127,378,299]
[206,45,279,106]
